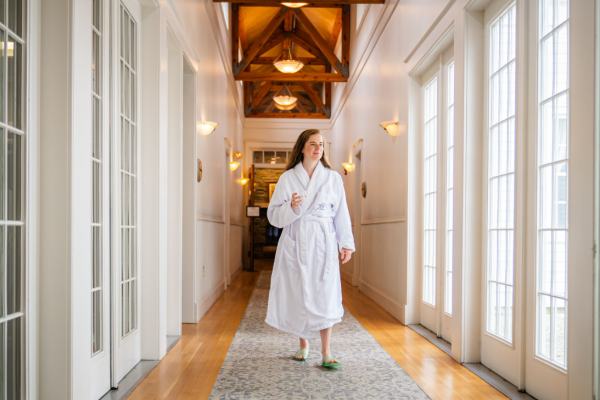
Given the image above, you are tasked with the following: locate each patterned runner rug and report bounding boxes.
[209,271,430,399]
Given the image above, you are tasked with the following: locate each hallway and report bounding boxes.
[7,0,599,398]
[126,267,508,399]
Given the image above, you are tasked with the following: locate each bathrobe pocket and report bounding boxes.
[272,232,297,290]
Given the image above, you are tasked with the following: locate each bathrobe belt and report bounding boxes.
[298,215,334,282]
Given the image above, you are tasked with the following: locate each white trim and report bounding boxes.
[361,217,405,225]
[197,215,226,224]
[358,278,406,324]
[197,280,226,320]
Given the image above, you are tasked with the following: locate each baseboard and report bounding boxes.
[340,269,353,285]
[197,280,226,320]
[358,279,405,324]
[230,264,242,283]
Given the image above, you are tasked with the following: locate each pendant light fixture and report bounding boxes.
[273,85,298,111]
[273,48,304,74]
[281,3,308,8]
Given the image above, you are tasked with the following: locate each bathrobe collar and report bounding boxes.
[294,160,326,202]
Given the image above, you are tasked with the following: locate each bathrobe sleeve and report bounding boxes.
[333,173,355,253]
[267,172,302,228]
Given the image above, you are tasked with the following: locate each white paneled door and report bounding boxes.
[90,0,111,397]
[112,0,142,385]
[420,54,454,343]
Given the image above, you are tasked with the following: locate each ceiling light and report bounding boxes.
[273,48,304,74]
[282,3,308,8]
[199,121,219,135]
[273,85,298,111]
[379,121,399,137]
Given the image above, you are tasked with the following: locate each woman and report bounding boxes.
[265,129,355,368]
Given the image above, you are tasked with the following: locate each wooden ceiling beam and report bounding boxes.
[283,9,294,49]
[252,56,327,65]
[235,72,348,81]
[233,6,288,76]
[293,8,348,77]
[214,0,384,4]
[291,32,323,58]
[257,31,285,56]
[232,4,240,62]
[235,3,347,7]
[238,7,249,54]
[329,8,343,49]
[300,81,329,117]
[246,82,274,115]
[247,113,329,119]
[341,4,350,67]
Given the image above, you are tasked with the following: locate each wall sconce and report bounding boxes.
[230,161,241,171]
[234,151,243,160]
[379,121,399,137]
[341,162,354,173]
[240,177,249,185]
[199,121,219,136]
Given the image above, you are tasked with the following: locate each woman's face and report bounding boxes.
[302,134,324,162]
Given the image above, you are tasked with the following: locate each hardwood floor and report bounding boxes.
[128,269,507,400]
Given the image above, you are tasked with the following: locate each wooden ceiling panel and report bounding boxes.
[234,3,350,118]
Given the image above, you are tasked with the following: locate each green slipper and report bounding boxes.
[321,355,340,368]
[293,349,309,362]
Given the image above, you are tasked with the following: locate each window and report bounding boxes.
[536,0,569,367]
[252,150,290,165]
[120,4,137,338]
[486,4,517,343]
[92,0,103,355]
[422,77,438,306]
[445,61,455,315]
[0,0,24,397]
[221,3,229,30]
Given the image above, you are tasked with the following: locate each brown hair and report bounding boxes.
[285,129,332,171]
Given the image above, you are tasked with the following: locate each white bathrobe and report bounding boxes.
[265,161,355,339]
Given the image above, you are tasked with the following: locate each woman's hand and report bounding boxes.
[340,248,353,264]
[291,192,304,210]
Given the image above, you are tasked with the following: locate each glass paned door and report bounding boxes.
[445,61,455,316]
[119,3,137,339]
[487,4,517,343]
[91,0,111,397]
[422,77,438,308]
[536,0,569,368]
[0,0,24,398]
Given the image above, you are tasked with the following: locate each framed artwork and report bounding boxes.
[268,183,277,201]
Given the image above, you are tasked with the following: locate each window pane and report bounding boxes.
[93,33,100,95]
[0,30,5,123]
[93,162,101,224]
[122,228,129,281]
[275,151,286,164]
[0,228,3,319]
[7,0,21,37]
[0,323,3,400]
[6,38,21,129]
[6,225,20,315]
[93,0,101,30]
[7,131,20,221]
[93,97,101,159]
[264,151,275,164]
[253,151,263,164]
[130,281,136,330]
[554,297,566,365]
[121,283,129,336]
[92,290,102,354]
[539,294,552,358]
[7,318,20,400]
[92,226,101,288]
